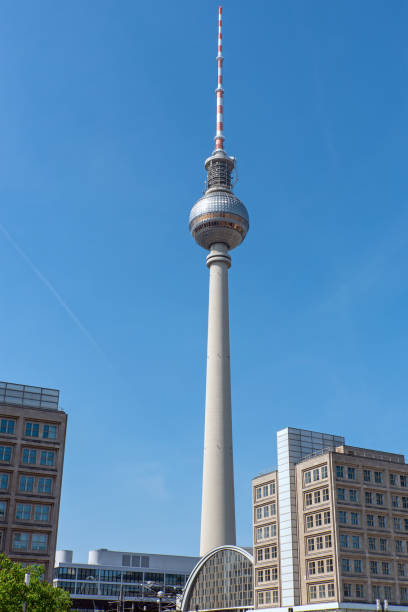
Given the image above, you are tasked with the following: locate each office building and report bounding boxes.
[253,427,408,611]
[54,548,199,611]
[0,380,67,582]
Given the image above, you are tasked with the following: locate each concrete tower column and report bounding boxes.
[200,242,236,557]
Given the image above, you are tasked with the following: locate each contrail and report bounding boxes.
[0,222,103,355]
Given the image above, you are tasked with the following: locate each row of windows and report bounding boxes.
[54,566,188,585]
[309,582,335,600]
[308,558,333,575]
[0,419,58,439]
[307,534,332,552]
[15,503,51,522]
[372,584,407,601]
[257,590,279,606]
[306,511,331,530]
[392,495,408,508]
[341,558,364,573]
[336,466,408,488]
[256,545,278,562]
[255,504,276,521]
[337,488,359,502]
[19,476,53,494]
[257,567,278,583]
[256,524,277,542]
[342,583,365,599]
[339,511,361,525]
[0,447,56,467]
[339,534,362,549]
[255,482,276,500]
[12,532,48,552]
[304,465,328,485]
[305,488,329,506]
[369,560,408,576]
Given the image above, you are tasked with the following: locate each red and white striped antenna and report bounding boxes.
[215,6,224,151]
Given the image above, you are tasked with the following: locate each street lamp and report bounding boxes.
[157,590,164,612]
[23,573,30,612]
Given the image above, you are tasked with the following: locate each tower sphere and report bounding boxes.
[189,151,249,251]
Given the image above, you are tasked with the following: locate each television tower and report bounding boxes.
[189,6,249,557]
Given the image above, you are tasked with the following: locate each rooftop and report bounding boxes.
[0,380,60,411]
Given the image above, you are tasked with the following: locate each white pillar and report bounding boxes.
[200,242,236,557]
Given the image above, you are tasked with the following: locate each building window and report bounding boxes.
[339,511,348,524]
[269,482,275,495]
[340,534,349,548]
[399,563,407,577]
[364,470,372,482]
[376,493,384,505]
[314,490,321,504]
[390,473,396,486]
[309,585,317,600]
[19,476,33,492]
[325,534,332,548]
[256,487,261,500]
[37,478,52,494]
[313,468,320,482]
[309,561,316,575]
[348,467,356,480]
[257,570,264,583]
[343,583,352,598]
[31,533,48,551]
[336,465,344,479]
[0,446,12,463]
[326,558,333,572]
[270,503,276,515]
[322,488,329,501]
[271,567,278,580]
[396,540,404,553]
[317,560,324,574]
[40,451,55,466]
[337,488,345,501]
[16,504,31,520]
[257,549,263,562]
[306,515,313,529]
[22,449,36,465]
[394,517,402,531]
[264,569,271,582]
[262,485,268,497]
[43,425,57,439]
[352,535,361,549]
[327,583,335,597]
[401,588,408,602]
[0,419,15,435]
[378,515,386,528]
[384,586,392,601]
[354,559,362,573]
[34,505,50,522]
[319,584,326,598]
[0,501,6,520]
[0,474,9,490]
[256,508,262,521]
[351,512,360,525]
[307,538,314,552]
[372,586,381,599]
[304,471,311,484]
[402,496,408,509]
[370,561,379,575]
[316,536,323,550]
[12,532,29,551]
[367,514,374,527]
[382,562,390,575]
[401,475,408,488]
[355,584,365,598]
[380,538,388,552]
[271,545,277,558]
[374,471,383,484]
[257,592,264,606]
[25,422,39,437]
[315,513,322,526]
[349,489,358,502]
[369,537,377,551]
[365,491,373,504]
[272,590,278,603]
[392,495,400,508]
[321,465,328,479]
[324,511,330,524]
[306,493,312,506]
[342,558,351,572]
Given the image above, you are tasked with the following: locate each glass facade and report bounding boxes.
[184,548,253,611]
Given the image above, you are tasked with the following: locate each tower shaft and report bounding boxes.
[200,243,236,557]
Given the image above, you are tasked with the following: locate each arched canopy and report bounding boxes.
[181,545,254,612]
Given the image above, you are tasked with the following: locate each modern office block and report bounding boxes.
[0,380,67,582]
[253,427,408,611]
[54,548,199,611]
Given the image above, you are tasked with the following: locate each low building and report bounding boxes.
[54,548,199,611]
[0,380,67,582]
[253,427,408,612]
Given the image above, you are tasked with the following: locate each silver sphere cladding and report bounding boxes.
[189,190,249,250]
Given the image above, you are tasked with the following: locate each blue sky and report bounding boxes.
[1,0,407,562]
